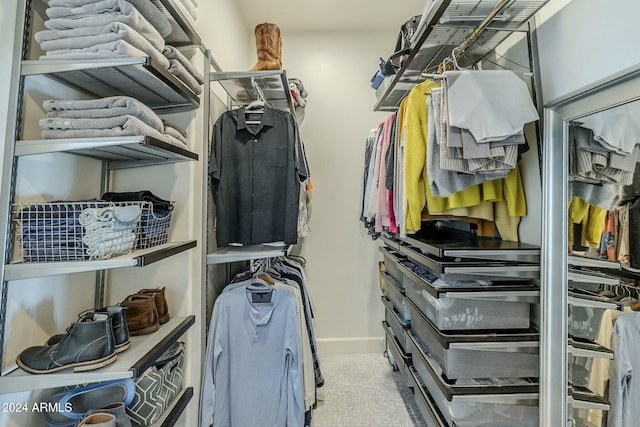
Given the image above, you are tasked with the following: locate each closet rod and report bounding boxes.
[456,0,512,57]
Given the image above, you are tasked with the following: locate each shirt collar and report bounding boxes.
[234,104,275,133]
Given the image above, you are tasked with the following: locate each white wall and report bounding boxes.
[281,30,396,353]
[196,0,252,71]
[537,0,640,103]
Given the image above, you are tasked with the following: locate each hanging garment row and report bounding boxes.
[199,255,321,427]
[209,104,311,247]
[361,70,538,241]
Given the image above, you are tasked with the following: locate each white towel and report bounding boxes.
[42,39,170,70]
[163,46,204,84]
[446,70,539,143]
[168,58,202,95]
[164,126,187,145]
[47,0,172,37]
[177,0,197,22]
[43,96,163,132]
[85,233,137,259]
[36,20,164,53]
[41,116,185,148]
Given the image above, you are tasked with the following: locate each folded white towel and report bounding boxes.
[45,96,150,112]
[79,205,141,228]
[177,0,197,22]
[43,96,164,132]
[42,39,170,70]
[47,0,172,37]
[163,46,204,84]
[41,116,184,148]
[164,126,187,145]
[168,58,202,95]
[36,20,164,53]
[85,233,137,259]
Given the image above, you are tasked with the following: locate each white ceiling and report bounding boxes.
[234,0,428,32]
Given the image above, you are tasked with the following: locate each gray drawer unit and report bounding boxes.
[407,300,539,379]
[407,330,539,427]
[380,246,406,285]
[382,297,411,354]
[403,226,540,263]
[381,271,411,322]
[568,291,621,343]
[568,340,613,391]
[399,262,535,331]
[568,268,621,293]
[397,243,540,281]
[383,321,411,386]
[406,365,448,427]
[568,389,610,427]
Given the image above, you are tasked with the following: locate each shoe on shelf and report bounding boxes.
[17,314,116,374]
[76,413,115,427]
[47,307,130,354]
[86,403,131,427]
[42,379,135,426]
[136,287,169,324]
[120,294,160,336]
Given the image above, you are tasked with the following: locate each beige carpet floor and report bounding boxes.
[310,352,426,427]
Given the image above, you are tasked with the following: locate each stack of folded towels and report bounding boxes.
[176,0,198,26]
[34,0,204,95]
[39,96,189,146]
[79,204,142,260]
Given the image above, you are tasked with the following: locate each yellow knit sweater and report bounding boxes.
[400,80,527,234]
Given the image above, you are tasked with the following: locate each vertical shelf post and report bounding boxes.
[539,108,568,426]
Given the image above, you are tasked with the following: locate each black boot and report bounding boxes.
[47,307,130,353]
[18,314,116,374]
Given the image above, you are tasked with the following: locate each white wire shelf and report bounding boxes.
[15,136,198,169]
[4,241,197,281]
[210,70,295,113]
[152,0,201,46]
[22,58,200,113]
[206,244,289,264]
[0,316,194,395]
[374,0,550,111]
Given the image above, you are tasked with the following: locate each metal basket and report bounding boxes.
[12,200,146,262]
[137,203,173,249]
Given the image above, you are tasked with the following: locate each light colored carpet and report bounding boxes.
[311,353,427,427]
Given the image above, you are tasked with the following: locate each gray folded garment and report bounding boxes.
[47,0,171,37]
[36,20,164,53]
[168,58,202,95]
[42,39,170,70]
[164,126,187,145]
[41,115,184,147]
[163,46,204,84]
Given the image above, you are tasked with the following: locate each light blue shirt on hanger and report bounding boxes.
[199,278,304,427]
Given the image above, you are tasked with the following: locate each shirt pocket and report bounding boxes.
[267,145,287,167]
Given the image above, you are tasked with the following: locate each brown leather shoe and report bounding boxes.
[120,295,159,336]
[136,287,169,324]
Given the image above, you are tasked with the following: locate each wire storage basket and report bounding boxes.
[12,200,145,262]
[137,202,173,249]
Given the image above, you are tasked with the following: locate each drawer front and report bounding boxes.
[383,272,411,322]
[404,272,531,331]
[408,302,539,379]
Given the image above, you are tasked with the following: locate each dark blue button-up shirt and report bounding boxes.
[209,105,309,247]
